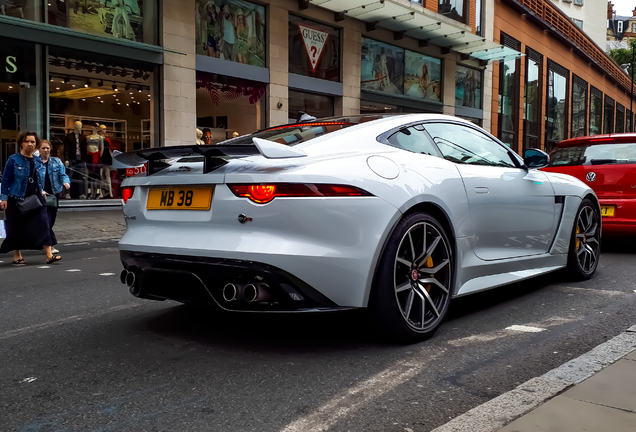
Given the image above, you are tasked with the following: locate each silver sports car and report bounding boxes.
[116,114,601,342]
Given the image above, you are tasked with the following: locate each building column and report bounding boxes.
[443,58,456,116]
[482,0,495,133]
[268,5,289,127]
[161,0,197,147]
[337,27,361,116]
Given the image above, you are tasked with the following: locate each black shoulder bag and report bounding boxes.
[16,162,44,215]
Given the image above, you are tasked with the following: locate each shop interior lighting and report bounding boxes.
[138,87,142,93]
[112,84,118,91]
[85,79,91,88]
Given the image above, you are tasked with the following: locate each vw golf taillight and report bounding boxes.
[121,187,135,204]
[228,184,372,204]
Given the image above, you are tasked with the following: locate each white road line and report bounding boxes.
[66,269,81,272]
[99,273,116,276]
[505,325,546,333]
[0,304,141,340]
[61,242,89,246]
[555,286,628,296]
[38,266,51,269]
[279,351,442,432]
[431,328,636,432]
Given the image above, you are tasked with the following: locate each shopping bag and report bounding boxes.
[0,220,5,239]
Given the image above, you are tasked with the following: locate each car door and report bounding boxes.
[422,122,557,260]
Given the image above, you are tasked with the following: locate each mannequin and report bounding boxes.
[196,128,204,145]
[86,126,104,199]
[63,120,88,199]
[98,124,113,198]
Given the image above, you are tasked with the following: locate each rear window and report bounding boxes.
[548,143,636,167]
[218,115,387,147]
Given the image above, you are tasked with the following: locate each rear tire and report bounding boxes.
[370,212,453,343]
[566,198,601,280]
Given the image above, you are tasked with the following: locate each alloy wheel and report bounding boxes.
[393,222,452,332]
[575,205,600,274]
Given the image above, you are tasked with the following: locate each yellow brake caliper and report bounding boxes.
[576,226,581,250]
[423,256,434,293]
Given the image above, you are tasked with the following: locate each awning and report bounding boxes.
[309,0,523,62]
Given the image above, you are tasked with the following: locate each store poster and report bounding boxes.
[68,0,143,42]
[195,0,266,68]
[455,65,481,109]
[404,51,441,102]
[299,24,329,72]
[360,38,404,95]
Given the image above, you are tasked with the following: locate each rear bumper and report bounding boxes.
[120,250,345,312]
[599,199,636,235]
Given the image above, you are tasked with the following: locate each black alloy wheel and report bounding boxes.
[566,198,601,280]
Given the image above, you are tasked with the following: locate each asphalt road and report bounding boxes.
[1,238,635,432]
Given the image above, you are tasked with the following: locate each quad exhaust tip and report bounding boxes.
[222,282,270,303]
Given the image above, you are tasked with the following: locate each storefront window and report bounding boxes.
[589,87,602,135]
[48,49,154,200]
[288,90,333,123]
[455,65,481,109]
[404,51,442,102]
[289,15,340,82]
[616,104,625,133]
[196,70,265,144]
[571,76,587,138]
[545,61,568,152]
[523,50,542,150]
[361,38,404,96]
[196,0,266,67]
[603,96,614,134]
[360,100,403,114]
[47,0,158,44]
[627,109,632,132]
[0,0,39,21]
[438,0,467,24]
[498,59,518,149]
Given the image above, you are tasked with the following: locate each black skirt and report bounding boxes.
[0,195,56,253]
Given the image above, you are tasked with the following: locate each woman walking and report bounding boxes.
[39,139,70,254]
[0,131,62,265]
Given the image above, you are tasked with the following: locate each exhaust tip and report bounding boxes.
[125,271,136,288]
[222,283,238,302]
[243,284,257,303]
[120,269,129,285]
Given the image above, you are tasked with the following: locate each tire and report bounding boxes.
[370,212,454,343]
[566,198,601,280]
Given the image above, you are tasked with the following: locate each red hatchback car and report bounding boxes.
[543,134,636,235]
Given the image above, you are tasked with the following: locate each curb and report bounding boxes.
[431,326,636,432]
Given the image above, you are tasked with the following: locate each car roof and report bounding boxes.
[557,133,636,147]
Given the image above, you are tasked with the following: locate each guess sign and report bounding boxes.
[299,24,329,72]
[125,164,147,177]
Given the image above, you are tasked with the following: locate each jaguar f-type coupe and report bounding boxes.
[116,114,601,342]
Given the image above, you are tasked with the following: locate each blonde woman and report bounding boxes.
[39,140,70,254]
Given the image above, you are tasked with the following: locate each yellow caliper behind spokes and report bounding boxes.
[423,255,434,293]
[576,226,581,250]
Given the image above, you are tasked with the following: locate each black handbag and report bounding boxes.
[45,194,58,208]
[17,194,43,214]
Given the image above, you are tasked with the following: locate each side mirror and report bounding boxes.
[523,148,550,169]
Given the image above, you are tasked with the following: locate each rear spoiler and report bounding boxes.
[114,138,306,175]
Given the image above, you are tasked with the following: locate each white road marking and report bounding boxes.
[38,266,50,269]
[431,329,636,432]
[279,351,442,432]
[61,242,89,246]
[21,377,37,383]
[0,304,141,340]
[66,269,81,272]
[555,286,627,296]
[99,273,116,276]
[505,325,546,333]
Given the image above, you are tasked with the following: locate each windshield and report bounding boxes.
[218,115,388,147]
[548,143,636,167]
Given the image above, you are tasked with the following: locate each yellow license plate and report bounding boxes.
[147,187,213,210]
[601,205,615,217]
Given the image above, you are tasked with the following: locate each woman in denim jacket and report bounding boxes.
[0,131,62,265]
[39,140,70,254]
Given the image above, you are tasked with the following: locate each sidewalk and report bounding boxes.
[53,209,126,243]
[498,347,636,431]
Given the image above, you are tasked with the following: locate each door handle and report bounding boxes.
[475,187,489,194]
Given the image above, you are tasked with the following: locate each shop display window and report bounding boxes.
[438,0,468,25]
[360,38,442,104]
[47,0,158,45]
[289,15,340,82]
[603,95,614,134]
[627,109,632,133]
[196,71,265,144]
[455,65,481,109]
[616,103,625,133]
[589,87,602,135]
[196,0,266,67]
[571,75,587,138]
[288,90,333,123]
[48,50,154,200]
[523,49,542,150]
[545,60,568,152]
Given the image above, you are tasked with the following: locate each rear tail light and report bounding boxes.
[121,187,135,204]
[228,184,372,204]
